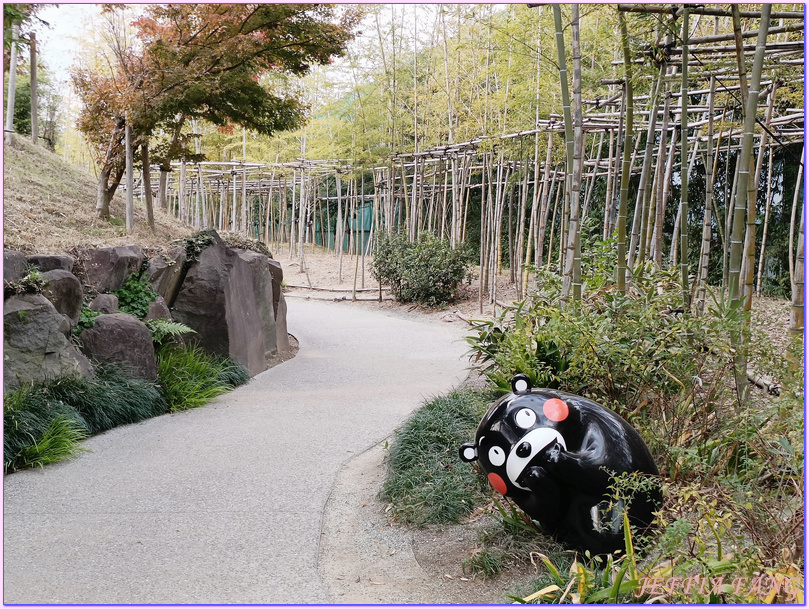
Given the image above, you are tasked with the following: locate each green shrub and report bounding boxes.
[156,345,250,412]
[113,277,158,319]
[380,389,491,525]
[371,231,471,307]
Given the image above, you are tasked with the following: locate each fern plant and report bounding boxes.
[144,318,195,347]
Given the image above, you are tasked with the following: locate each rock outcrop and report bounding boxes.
[78,245,144,293]
[235,248,278,357]
[40,270,83,326]
[172,233,267,376]
[4,294,93,391]
[146,246,187,307]
[89,294,119,314]
[5,232,292,390]
[79,313,158,381]
[4,249,27,282]
[28,254,75,273]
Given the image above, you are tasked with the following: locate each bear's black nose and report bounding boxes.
[516,441,532,458]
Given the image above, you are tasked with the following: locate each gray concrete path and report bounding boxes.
[3,299,470,604]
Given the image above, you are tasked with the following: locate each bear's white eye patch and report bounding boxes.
[488,446,506,467]
[515,408,537,429]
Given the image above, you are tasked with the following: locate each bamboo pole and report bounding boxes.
[616,10,634,294]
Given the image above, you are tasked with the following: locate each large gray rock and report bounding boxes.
[4,294,93,391]
[267,259,284,319]
[145,246,187,307]
[144,296,171,321]
[40,270,83,325]
[79,313,157,381]
[235,249,278,357]
[172,234,266,376]
[28,254,75,273]
[275,292,292,354]
[89,294,119,314]
[4,249,27,282]
[78,245,144,293]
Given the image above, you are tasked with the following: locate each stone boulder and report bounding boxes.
[144,296,171,321]
[78,245,144,293]
[28,254,75,273]
[90,294,119,314]
[267,259,284,319]
[40,270,83,326]
[4,249,27,282]
[79,313,157,381]
[172,233,266,376]
[275,292,292,353]
[145,247,187,307]
[4,294,93,392]
[235,249,278,357]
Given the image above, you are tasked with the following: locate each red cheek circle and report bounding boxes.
[488,472,508,495]
[543,398,569,422]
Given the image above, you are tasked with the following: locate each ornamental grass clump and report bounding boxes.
[156,345,249,412]
[380,389,491,525]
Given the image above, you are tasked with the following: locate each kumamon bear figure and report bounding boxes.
[460,374,662,555]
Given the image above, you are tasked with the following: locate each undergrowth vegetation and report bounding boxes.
[156,345,250,412]
[371,231,473,307]
[384,242,803,604]
[380,389,491,524]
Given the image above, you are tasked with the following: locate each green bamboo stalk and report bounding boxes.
[616,10,634,294]
[727,5,771,402]
[679,6,690,313]
[553,5,577,301]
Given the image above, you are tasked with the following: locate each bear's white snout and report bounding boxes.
[506,427,566,490]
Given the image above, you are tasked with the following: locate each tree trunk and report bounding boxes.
[5,24,19,145]
[141,144,155,231]
[29,32,38,145]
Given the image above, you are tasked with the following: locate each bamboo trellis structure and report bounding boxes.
[130,5,804,313]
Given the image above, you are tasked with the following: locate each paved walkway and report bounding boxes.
[3,299,470,604]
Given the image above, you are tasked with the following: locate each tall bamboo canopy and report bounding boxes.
[131,4,804,313]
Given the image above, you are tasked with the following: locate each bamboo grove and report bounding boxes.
[127,5,804,335]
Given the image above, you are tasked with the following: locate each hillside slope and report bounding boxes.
[3,137,193,255]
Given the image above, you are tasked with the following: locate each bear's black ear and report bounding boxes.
[511,373,532,394]
[459,443,478,462]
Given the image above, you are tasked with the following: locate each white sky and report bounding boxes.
[33,4,102,88]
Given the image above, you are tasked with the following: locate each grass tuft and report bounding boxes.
[43,368,167,434]
[380,389,492,525]
[156,345,250,411]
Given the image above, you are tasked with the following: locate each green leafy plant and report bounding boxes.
[113,277,158,319]
[380,389,491,524]
[177,229,217,263]
[371,231,472,307]
[74,305,102,335]
[144,318,195,347]
[156,345,249,412]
